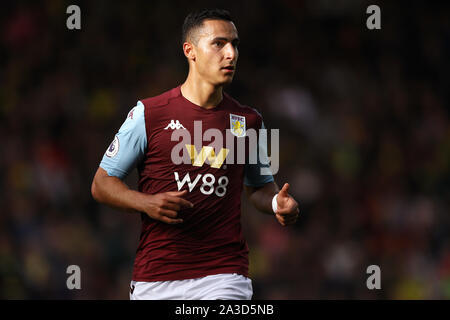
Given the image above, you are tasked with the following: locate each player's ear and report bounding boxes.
[183,42,196,62]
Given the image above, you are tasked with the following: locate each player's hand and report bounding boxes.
[142,190,193,224]
[275,183,299,226]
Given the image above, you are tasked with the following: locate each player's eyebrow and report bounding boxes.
[211,37,240,45]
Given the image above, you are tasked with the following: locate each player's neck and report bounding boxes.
[181,77,223,110]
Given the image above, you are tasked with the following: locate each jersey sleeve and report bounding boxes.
[244,121,275,187]
[99,101,147,180]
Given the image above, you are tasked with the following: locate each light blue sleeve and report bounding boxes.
[244,121,275,187]
[99,101,147,180]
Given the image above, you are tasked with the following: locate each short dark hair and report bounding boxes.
[182,8,233,44]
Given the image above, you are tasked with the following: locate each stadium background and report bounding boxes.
[1,0,449,299]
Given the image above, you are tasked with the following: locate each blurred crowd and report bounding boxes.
[1,0,449,299]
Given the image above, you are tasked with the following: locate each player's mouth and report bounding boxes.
[221,66,235,73]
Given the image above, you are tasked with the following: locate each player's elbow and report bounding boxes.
[91,172,106,203]
[91,167,109,202]
[91,179,100,202]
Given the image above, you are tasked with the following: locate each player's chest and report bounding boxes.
[152,109,250,143]
[148,111,252,165]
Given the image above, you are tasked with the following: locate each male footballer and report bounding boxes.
[91,8,299,300]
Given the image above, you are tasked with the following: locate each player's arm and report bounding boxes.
[92,167,154,214]
[91,102,193,224]
[244,182,299,226]
[244,181,278,215]
[92,168,191,224]
[243,120,299,226]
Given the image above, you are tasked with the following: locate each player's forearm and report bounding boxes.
[245,182,279,215]
[91,167,145,213]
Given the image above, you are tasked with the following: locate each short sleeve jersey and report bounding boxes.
[100,85,273,281]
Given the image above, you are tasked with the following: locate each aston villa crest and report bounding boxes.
[230,114,246,137]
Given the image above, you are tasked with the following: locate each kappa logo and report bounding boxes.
[127,107,135,120]
[164,120,186,130]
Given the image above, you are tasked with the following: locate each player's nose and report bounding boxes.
[224,42,238,61]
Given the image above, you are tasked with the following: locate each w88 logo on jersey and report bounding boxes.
[174,172,229,197]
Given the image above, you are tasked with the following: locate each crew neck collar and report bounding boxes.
[177,85,226,112]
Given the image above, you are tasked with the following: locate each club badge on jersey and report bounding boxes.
[230,114,246,137]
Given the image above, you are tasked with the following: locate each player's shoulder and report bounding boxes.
[224,92,263,120]
[139,86,180,109]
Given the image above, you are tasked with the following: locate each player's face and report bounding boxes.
[192,19,239,86]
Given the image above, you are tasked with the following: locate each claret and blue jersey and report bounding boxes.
[100,85,274,282]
